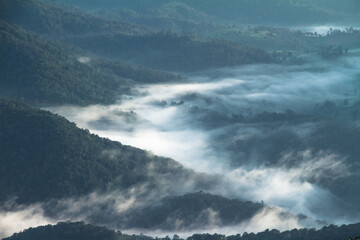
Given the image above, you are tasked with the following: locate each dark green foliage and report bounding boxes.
[5,221,360,240]
[0,0,143,36]
[126,192,264,230]
[93,60,184,83]
[211,25,360,53]
[0,20,129,105]
[0,0,273,72]
[226,224,360,240]
[3,222,121,240]
[44,0,360,25]
[67,32,273,72]
[0,21,184,105]
[0,98,186,204]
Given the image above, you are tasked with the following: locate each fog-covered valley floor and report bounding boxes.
[2,0,360,238]
[37,53,360,236]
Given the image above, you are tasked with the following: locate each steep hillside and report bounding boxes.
[3,222,121,240]
[0,0,144,36]
[66,32,273,72]
[0,0,274,72]
[0,21,127,105]
[121,191,264,230]
[0,98,190,204]
[5,221,360,240]
[44,0,360,25]
[0,21,183,105]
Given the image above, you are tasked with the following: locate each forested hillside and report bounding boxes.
[0,98,190,204]
[5,221,360,240]
[99,192,264,230]
[0,20,127,105]
[66,32,273,72]
[44,0,360,25]
[0,0,273,73]
[0,21,183,105]
[0,0,145,36]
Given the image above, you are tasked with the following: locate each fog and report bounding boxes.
[0,202,55,239]
[39,53,360,235]
[48,54,360,169]
[1,52,359,239]
[292,25,360,36]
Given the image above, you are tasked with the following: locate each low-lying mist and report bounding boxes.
[3,54,359,238]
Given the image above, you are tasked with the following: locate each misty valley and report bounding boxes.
[1,0,360,240]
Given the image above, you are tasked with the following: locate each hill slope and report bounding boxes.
[0,21,183,105]
[66,32,273,72]
[0,21,128,105]
[5,221,360,240]
[44,0,360,25]
[120,191,264,230]
[0,98,191,204]
[0,0,144,36]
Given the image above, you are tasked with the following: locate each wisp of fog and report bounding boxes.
[8,54,356,238]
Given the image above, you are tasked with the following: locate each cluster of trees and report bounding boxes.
[318,46,348,59]
[5,221,360,240]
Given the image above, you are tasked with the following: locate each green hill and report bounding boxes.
[0,98,190,204]
[66,32,273,72]
[121,191,264,230]
[0,21,183,105]
[0,20,128,105]
[5,221,360,240]
[0,0,144,36]
[3,222,121,240]
[0,0,273,72]
[44,0,360,25]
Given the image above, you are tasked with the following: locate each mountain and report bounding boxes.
[119,191,264,230]
[0,20,127,105]
[0,0,273,72]
[5,221,360,240]
[0,98,193,204]
[0,21,183,105]
[65,32,273,72]
[2,222,121,240]
[0,98,269,230]
[44,0,360,25]
[0,0,145,36]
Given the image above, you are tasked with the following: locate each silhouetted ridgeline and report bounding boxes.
[4,221,360,240]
